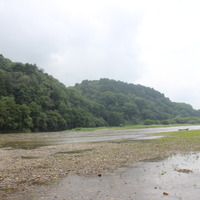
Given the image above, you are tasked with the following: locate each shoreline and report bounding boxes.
[1,130,200,200]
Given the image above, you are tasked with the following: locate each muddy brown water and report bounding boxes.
[22,153,200,200]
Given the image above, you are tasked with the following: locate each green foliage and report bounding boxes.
[75,78,200,126]
[0,97,33,132]
[143,119,157,125]
[0,55,200,133]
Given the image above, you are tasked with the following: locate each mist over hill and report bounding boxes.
[0,55,200,133]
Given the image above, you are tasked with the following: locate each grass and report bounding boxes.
[157,129,200,138]
[55,149,93,154]
[69,124,194,132]
[0,141,49,149]
[2,128,200,198]
[153,129,200,153]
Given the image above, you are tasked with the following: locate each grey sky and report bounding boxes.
[1,0,200,109]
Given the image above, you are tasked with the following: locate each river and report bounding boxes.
[2,125,200,200]
[1,125,200,149]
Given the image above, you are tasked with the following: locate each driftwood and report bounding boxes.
[178,128,189,131]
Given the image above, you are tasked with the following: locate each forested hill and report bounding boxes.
[75,79,200,125]
[0,55,200,133]
[0,55,106,133]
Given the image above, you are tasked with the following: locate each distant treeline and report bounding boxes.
[0,55,200,133]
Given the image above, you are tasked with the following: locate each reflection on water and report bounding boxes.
[1,125,200,149]
[32,152,200,200]
[168,153,200,170]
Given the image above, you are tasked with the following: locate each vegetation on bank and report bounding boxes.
[158,129,200,139]
[155,129,200,153]
[70,124,196,131]
[1,129,200,198]
[1,54,200,133]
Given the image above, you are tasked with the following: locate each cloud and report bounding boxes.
[0,0,144,85]
[135,0,200,109]
[0,0,200,109]
[47,6,143,85]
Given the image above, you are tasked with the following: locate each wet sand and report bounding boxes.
[22,153,200,200]
[1,126,200,200]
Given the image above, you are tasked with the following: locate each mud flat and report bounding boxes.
[1,128,200,199]
[31,153,200,200]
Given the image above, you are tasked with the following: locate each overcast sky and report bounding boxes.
[1,0,200,109]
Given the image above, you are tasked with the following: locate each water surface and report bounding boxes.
[1,125,200,149]
[31,153,200,200]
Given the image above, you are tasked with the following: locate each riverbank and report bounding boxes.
[1,129,200,199]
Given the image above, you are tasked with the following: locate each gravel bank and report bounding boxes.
[1,133,200,200]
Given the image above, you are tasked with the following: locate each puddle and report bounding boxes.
[0,141,49,149]
[21,156,40,160]
[28,152,200,200]
[55,149,93,155]
[141,156,167,162]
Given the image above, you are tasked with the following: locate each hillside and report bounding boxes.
[0,55,200,133]
[0,55,106,133]
[75,79,200,125]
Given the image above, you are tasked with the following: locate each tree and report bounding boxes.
[0,97,21,132]
[1,55,200,133]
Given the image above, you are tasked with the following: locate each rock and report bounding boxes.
[163,192,169,195]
